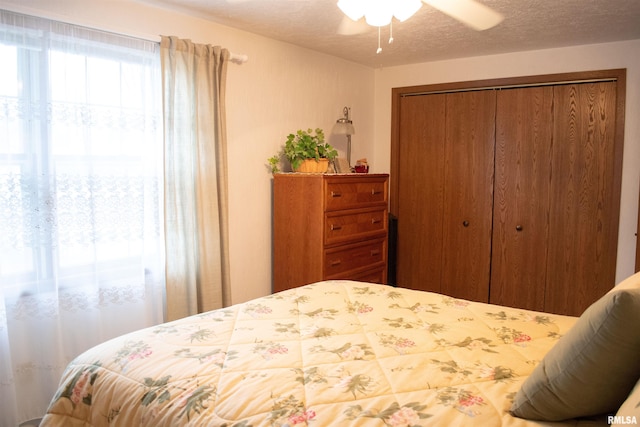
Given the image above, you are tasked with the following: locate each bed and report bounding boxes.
[41,276,640,426]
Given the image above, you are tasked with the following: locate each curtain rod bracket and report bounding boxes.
[229,52,248,64]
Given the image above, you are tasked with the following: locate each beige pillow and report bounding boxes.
[510,288,640,421]
[612,378,640,426]
[607,271,640,294]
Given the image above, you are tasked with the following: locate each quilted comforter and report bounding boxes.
[41,280,595,426]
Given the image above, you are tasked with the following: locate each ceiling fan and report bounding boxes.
[337,0,503,36]
[423,0,503,31]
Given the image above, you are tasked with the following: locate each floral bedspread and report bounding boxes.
[42,280,588,426]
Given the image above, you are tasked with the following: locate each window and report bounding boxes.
[0,11,164,296]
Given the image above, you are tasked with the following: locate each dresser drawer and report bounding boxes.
[325,179,387,211]
[325,207,387,245]
[324,238,387,277]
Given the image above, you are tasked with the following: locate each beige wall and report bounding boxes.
[3,0,638,302]
[373,39,640,284]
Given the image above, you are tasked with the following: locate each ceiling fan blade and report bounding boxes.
[337,15,370,35]
[422,0,503,30]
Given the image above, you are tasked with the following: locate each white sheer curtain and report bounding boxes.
[0,10,165,426]
[161,36,231,321]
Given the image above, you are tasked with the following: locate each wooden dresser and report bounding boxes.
[273,173,389,292]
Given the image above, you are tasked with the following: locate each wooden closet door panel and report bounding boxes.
[490,87,554,311]
[440,90,496,302]
[546,82,619,316]
[396,94,446,292]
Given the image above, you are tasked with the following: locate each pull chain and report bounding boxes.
[376,21,395,54]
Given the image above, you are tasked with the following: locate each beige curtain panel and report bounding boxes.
[161,35,232,321]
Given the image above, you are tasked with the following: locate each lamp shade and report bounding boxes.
[332,121,355,135]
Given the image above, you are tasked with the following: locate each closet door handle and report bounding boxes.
[462,220,469,227]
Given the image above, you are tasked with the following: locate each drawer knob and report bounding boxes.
[330,259,342,267]
[371,189,382,195]
[370,250,380,256]
[371,218,381,224]
[330,224,342,231]
[462,220,469,227]
[331,191,342,198]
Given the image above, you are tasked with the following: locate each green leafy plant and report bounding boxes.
[268,128,338,173]
[267,154,281,174]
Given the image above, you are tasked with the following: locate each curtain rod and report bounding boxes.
[156,35,248,64]
[158,35,248,64]
[1,7,250,64]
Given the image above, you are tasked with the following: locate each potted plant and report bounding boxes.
[268,128,338,173]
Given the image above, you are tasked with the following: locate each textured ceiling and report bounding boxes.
[138,0,640,68]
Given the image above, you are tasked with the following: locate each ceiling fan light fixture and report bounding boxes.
[337,0,422,27]
[394,0,423,22]
[365,4,393,27]
[337,0,504,54]
[337,0,365,21]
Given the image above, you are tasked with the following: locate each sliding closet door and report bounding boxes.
[395,90,495,300]
[392,70,625,315]
[490,87,554,311]
[439,91,496,302]
[545,81,619,316]
[396,94,446,293]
